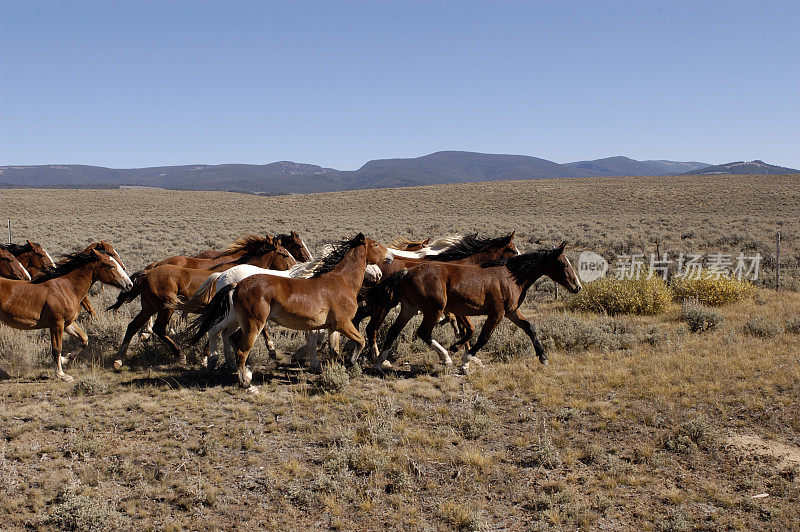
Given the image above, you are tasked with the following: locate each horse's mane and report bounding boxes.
[389,237,429,250]
[274,233,295,244]
[0,242,34,255]
[308,235,364,278]
[482,247,552,283]
[219,235,271,257]
[428,233,510,262]
[30,250,99,284]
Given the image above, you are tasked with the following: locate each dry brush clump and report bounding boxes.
[672,273,752,306]
[569,276,673,315]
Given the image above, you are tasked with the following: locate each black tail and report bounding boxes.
[187,283,236,346]
[107,270,146,311]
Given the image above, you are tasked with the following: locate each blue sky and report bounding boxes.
[1,0,798,169]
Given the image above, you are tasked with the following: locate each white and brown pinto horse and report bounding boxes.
[375,242,581,373]
[188,233,392,391]
[0,247,132,381]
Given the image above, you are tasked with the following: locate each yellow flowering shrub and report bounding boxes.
[570,276,673,315]
[671,274,752,307]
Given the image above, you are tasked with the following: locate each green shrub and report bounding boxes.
[785,317,800,335]
[570,276,672,315]
[672,274,752,307]
[320,362,349,393]
[682,302,723,333]
[743,317,783,338]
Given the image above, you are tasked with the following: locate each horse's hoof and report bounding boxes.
[246,385,260,395]
[460,364,470,375]
[443,355,453,366]
[57,373,74,382]
[245,368,253,381]
[472,357,485,369]
[539,356,549,365]
[113,359,123,371]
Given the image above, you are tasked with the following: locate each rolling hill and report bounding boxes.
[5,151,792,195]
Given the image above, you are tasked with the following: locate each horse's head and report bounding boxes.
[91,248,133,290]
[25,240,57,269]
[0,247,31,281]
[543,241,581,294]
[391,237,430,252]
[489,231,520,258]
[361,234,394,265]
[270,243,298,271]
[89,241,127,271]
[276,231,313,262]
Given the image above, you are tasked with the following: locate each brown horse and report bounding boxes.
[0,247,132,381]
[1,240,56,277]
[188,233,392,391]
[112,239,296,362]
[375,242,581,373]
[390,237,430,252]
[0,246,31,280]
[274,232,313,262]
[353,232,521,362]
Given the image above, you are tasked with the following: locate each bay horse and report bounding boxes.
[188,233,393,391]
[375,242,581,373]
[179,260,382,371]
[191,232,312,262]
[112,238,296,363]
[0,247,132,381]
[0,246,31,280]
[353,232,521,363]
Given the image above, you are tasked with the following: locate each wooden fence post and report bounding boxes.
[776,232,781,292]
[7,219,10,245]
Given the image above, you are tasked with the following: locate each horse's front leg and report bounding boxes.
[50,322,72,381]
[63,323,89,362]
[462,312,504,373]
[506,309,547,364]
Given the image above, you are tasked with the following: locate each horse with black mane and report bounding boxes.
[0,246,132,381]
[187,233,393,391]
[374,241,581,373]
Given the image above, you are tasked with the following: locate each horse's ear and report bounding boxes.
[291,231,299,237]
[355,233,366,244]
[26,239,33,246]
[555,241,568,254]
[422,237,430,245]
[264,234,274,244]
[505,230,516,242]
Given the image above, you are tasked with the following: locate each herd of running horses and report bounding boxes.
[0,231,582,393]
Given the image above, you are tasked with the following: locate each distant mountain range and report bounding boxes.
[1,152,797,194]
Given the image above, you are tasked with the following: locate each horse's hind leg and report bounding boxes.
[448,316,475,352]
[117,306,157,358]
[337,321,365,366]
[376,303,417,368]
[416,309,453,367]
[50,323,72,382]
[261,327,277,359]
[153,309,184,363]
[233,317,265,392]
[63,323,89,362]
[506,309,548,365]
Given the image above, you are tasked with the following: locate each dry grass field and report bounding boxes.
[1,174,799,530]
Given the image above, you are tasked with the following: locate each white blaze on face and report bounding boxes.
[44,250,56,268]
[565,256,582,290]
[110,247,126,270]
[110,257,132,287]
[513,244,521,255]
[387,248,425,259]
[20,264,31,281]
[301,240,313,261]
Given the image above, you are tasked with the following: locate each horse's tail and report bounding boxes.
[187,283,237,346]
[107,270,146,311]
[173,272,223,314]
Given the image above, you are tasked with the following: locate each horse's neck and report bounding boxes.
[327,247,366,293]
[212,250,244,265]
[15,251,33,268]
[507,264,545,305]
[51,264,97,298]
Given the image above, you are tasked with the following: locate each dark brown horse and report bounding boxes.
[375,242,581,373]
[274,232,313,262]
[112,239,296,362]
[0,246,31,280]
[353,232,521,362]
[188,234,392,391]
[0,247,132,381]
